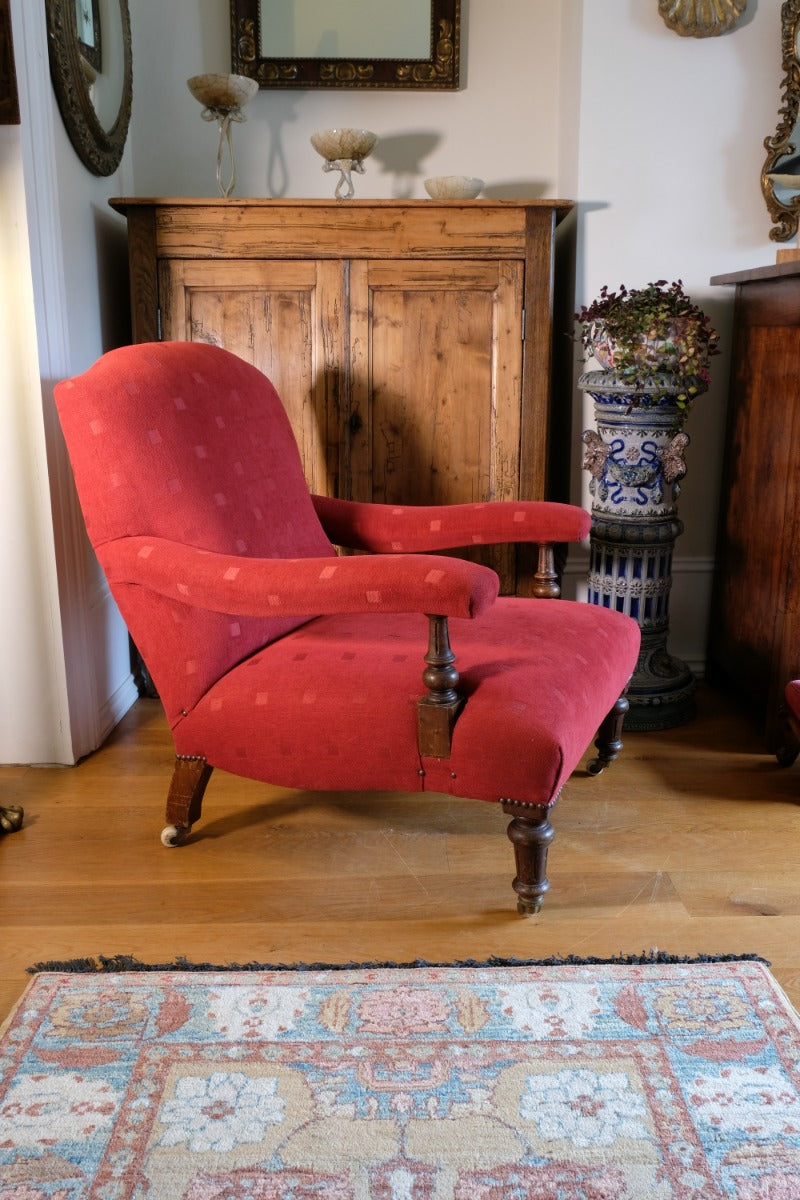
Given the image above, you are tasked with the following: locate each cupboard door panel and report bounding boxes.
[349,260,524,590]
[709,266,800,746]
[713,324,800,735]
[710,327,796,697]
[159,258,345,497]
[116,200,572,598]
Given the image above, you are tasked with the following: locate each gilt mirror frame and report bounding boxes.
[45,0,132,176]
[230,0,460,89]
[762,0,800,243]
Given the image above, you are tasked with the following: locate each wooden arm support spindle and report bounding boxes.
[417,613,464,758]
[532,542,560,599]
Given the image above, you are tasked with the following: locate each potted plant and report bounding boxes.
[577,280,721,731]
[575,279,720,412]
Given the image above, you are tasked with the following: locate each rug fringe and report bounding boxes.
[27,950,771,974]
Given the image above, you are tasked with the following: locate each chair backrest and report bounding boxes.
[55,341,335,724]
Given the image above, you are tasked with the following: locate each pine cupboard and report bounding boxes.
[111,198,573,595]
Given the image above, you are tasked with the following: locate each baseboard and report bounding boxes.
[94,674,139,750]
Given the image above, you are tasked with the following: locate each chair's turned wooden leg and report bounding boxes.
[502,800,554,915]
[587,694,629,776]
[161,755,213,846]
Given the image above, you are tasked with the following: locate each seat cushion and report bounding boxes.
[174,598,640,809]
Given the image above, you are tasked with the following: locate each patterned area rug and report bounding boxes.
[1,958,799,1198]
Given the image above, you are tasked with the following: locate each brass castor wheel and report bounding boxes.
[0,805,23,834]
[586,757,606,776]
[161,823,191,847]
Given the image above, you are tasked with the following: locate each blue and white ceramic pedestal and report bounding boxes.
[579,370,697,731]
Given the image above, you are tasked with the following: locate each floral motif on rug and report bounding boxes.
[0,960,799,1198]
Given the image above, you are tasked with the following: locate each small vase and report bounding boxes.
[580,370,698,731]
[310,128,377,200]
[187,73,258,198]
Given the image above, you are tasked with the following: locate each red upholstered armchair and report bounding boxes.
[54,342,640,913]
[776,680,800,767]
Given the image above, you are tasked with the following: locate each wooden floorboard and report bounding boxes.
[2,683,799,1019]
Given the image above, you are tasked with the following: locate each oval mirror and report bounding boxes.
[45,0,132,176]
[762,0,800,244]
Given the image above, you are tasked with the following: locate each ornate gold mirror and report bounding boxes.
[763,0,800,244]
[45,0,132,176]
[230,0,460,89]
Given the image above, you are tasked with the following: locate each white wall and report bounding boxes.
[1,0,788,762]
[0,124,70,763]
[130,0,567,201]
[571,0,781,671]
[1,0,138,763]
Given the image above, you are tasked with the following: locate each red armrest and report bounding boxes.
[311,496,590,553]
[97,537,500,620]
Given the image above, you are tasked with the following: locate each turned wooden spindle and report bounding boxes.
[417,613,464,758]
[532,542,560,599]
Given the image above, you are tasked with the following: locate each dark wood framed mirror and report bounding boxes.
[762,0,800,244]
[230,0,460,89]
[45,0,132,176]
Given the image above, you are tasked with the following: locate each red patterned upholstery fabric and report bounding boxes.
[57,342,338,721]
[180,601,636,807]
[786,680,800,724]
[311,494,591,553]
[55,341,640,815]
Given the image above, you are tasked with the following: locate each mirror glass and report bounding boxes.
[86,0,124,128]
[762,0,800,245]
[259,0,431,60]
[46,0,132,176]
[231,0,460,89]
